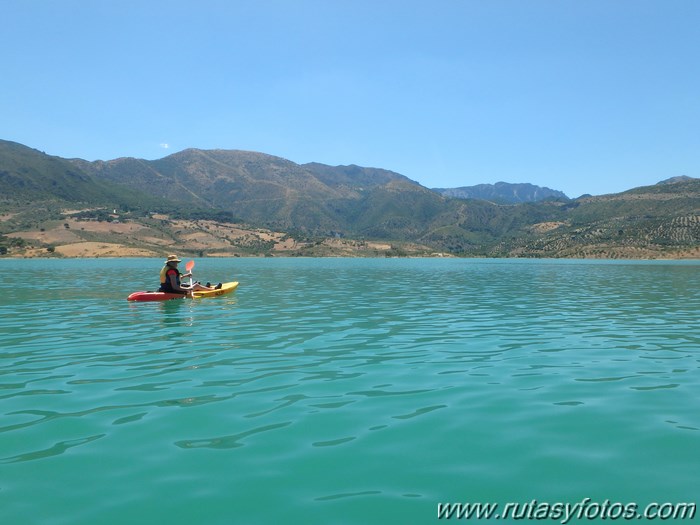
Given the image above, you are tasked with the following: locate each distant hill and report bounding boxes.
[496,178,700,257]
[0,140,155,206]
[71,148,450,236]
[1,139,698,259]
[432,181,569,203]
[75,149,345,230]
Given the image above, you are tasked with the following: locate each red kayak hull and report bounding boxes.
[127,291,187,302]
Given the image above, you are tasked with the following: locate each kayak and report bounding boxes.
[127,281,239,302]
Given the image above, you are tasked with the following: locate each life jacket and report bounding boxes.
[159,266,182,292]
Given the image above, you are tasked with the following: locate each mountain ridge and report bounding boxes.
[433,181,569,203]
[1,139,698,258]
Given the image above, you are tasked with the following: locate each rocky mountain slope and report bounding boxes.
[433,182,569,203]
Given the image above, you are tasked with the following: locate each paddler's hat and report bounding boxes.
[165,254,182,264]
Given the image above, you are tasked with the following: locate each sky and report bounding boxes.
[2,0,698,198]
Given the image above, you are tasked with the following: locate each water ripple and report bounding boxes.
[1,434,105,464]
[175,422,293,449]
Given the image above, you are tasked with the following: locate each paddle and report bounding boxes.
[185,260,195,288]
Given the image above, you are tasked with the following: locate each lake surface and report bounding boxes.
[1,258,698,524]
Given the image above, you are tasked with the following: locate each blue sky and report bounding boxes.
[2,0,698,198]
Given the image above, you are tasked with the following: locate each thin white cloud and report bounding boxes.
[160,143,170,149]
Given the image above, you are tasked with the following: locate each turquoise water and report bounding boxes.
[1,258,698,524]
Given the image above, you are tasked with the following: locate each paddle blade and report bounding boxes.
[185,260,195,272]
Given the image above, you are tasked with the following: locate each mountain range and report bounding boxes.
[1,139,698,258]
[432,182,568,203]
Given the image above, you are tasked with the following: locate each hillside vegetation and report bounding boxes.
[1,139,698,259]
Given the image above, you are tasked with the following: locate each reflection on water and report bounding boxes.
[0,258,698,524]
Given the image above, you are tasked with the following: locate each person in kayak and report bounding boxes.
[159,255,220,295]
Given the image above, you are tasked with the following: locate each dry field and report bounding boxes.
[4,211,432,258]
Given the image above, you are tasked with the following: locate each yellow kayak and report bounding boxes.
[192,281,239,298]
